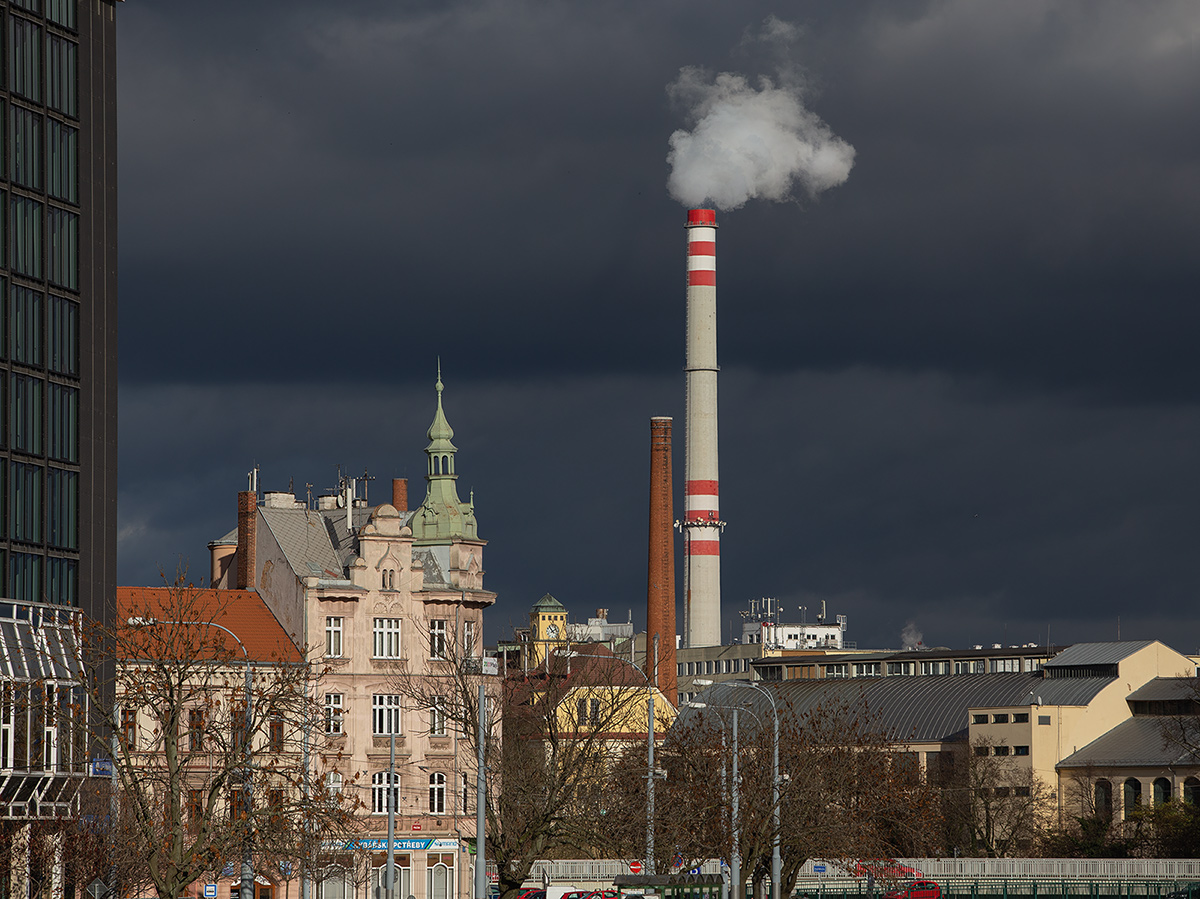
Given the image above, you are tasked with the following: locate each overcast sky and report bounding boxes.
[116,0,1200,654]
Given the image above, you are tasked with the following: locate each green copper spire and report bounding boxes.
[413,367,479,543]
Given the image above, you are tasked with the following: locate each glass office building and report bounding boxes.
[0,0,118,826]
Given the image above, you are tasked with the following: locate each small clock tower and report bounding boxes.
[530,593,567,666]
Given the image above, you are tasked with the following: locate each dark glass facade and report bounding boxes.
[0,0,116,823]
[0,0,114,620]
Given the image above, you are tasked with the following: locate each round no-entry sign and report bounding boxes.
[629,862,643,874]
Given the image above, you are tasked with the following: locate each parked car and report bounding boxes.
[1167,887,1200,899]
[882,881,941,899]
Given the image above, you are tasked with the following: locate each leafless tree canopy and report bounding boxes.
[90,577,357,899]
[390,632,658,899]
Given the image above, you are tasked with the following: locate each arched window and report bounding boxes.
[1154,777,1173,805]
[441,454,449,474]
[433,456,440,475]
[1185,777,1200,805]
[429,772,446,814]
[1095,779,1113,822]
[372,771,398,815]
[1123,778,1142,817]
[326,771,342,797]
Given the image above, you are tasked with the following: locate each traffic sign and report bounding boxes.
[205,886,218,898]
[411,823,422,831]
[813,866,826,874]
[629,862,643,874]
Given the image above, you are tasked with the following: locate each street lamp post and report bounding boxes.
[129,617,255,899]
[695,680,780,899]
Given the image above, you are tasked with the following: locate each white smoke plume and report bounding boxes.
[666,25,855,211]
[900,621,924,651]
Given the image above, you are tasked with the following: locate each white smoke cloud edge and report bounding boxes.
[665,25,856,211]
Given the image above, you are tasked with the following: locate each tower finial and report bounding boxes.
[436,357,443,394]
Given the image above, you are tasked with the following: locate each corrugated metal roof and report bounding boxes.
[1045,641,1155,668]
[681,673,1114,744]
[1057,716,1199,768]
[1127,677,1199,702]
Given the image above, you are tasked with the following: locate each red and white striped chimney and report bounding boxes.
[683,208,722,647]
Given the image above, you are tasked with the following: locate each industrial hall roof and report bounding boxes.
[679,672,1115,744]
[1057,715,1199,769]
[1045,641,1156,669]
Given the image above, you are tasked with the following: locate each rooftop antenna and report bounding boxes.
[247,464,259,494]
[360,468,376,506]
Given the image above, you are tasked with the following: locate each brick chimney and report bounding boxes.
[647,417,677,703]
[237,490,257,590]
[392,478,408,512]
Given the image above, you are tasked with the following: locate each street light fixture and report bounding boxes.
[694,679,781,899]
[129,616,255,899]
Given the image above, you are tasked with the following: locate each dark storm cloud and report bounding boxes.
[117,1,1200,652]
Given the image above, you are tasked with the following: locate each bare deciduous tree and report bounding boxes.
[90,576,357,899]
[390,635,659,899]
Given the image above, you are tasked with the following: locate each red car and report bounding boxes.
[883,882,941,899]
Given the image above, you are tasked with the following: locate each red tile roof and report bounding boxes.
[116,586,302,664]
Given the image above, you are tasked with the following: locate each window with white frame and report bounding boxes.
[430,696,447,736]
[326,771,343,797]
[324,694,344,734]
[463,620,477,658]
[326,617,343,658]
[430,619,447,659]
[373,618,402,658]
[373,694,402,735]
[372,771,399,814]
[429,772,446,814]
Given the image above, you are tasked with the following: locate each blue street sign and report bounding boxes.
[205,886,218,898]
[814,866,826,874]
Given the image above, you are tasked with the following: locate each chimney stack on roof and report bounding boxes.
[393,478,408,512]
[236,490,257,590]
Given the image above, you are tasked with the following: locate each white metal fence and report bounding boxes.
[528,859,1200,888]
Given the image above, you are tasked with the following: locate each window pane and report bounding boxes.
[47,122,77,205]
[46,557,76,605]
[46,38,77,117]
[47,208,77,290]
[10,107,42,190]
[9,20,42,103]
[11,197,43,279]
[47,0,76,30]
[48,296,77,376]
[10,552,42,603]
[48,384,77,463]
[11,375,43,455]
[10,285,43,367]
[10,462,43,543]
[47,468,76,549]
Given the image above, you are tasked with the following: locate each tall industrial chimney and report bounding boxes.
[646,417,677,702]
[683,208,722,647]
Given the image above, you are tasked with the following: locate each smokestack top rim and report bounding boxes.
[686,208,717,227]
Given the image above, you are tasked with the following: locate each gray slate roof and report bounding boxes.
[1057,716,1199,768]
[257,506,415,583]
[681,673,1115,744]
[1045,641,1156,669]
[1127,677,1200,702]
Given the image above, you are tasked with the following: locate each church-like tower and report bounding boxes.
[412,367,479,543]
